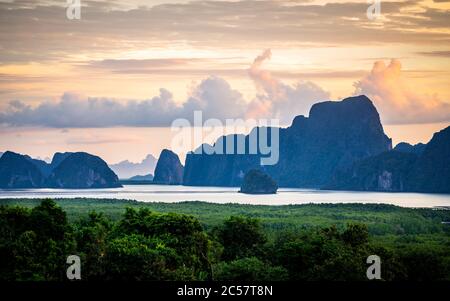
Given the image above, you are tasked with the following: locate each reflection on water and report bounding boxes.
[1,185,450,208]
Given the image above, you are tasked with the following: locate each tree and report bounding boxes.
[115,207,211,280]
[28,199,75,280]
[271,225,371,281]
[399,248,447,281]
[213,257,288,281]
[103,234,179,280]
[0,199,75,281]
[73,211,112,280]
[0,205,31,280]
[341,223,369,247]
[216,216,267,261]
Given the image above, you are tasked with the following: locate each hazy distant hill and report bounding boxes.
[183,95,392,188]
[110,154,157,179]
[128,174,154,181]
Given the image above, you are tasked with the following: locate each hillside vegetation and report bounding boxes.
[1,198,449,281]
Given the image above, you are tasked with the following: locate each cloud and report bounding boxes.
[1,50,331,127]
[354,59,450,124]
[248,49,283,101]
[183,76,247,120]
[84,58,206,70]
[0,76,247,127]
[416,50,450,58]
[66,136,138,145]
[3,51,448,128]
[247,49,330,124]
[1,0,449,64]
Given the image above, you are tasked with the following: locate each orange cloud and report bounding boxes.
[354,59,450,124]
[246,49,329,124]
[248,49,282,100]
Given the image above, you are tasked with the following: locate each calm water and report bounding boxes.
[0,185,450,208]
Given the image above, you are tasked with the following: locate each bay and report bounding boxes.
[1,185,450,208]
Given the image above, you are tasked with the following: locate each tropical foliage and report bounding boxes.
[0,199,449,281]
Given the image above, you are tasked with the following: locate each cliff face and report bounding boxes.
[0,151,46,188]
[153,149,184,185]
[408,126,450,193]
[0,151,121,189]
[183,95,392,188]
[50,152,73,169]
[25,156,52,177]
[326,151,417,192]
[327,126,450,193]
[272,95,392,187]
[46,152,121,188]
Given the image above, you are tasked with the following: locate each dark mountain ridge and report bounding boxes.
[153,149,184,185]
[183,95,392,188]
[393,142,426,156]
[0,151,46,188]
[2,95,448,193]
[0,151,121,189]
[327,126,450,193]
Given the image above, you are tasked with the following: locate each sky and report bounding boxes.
[0,0,449,164]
